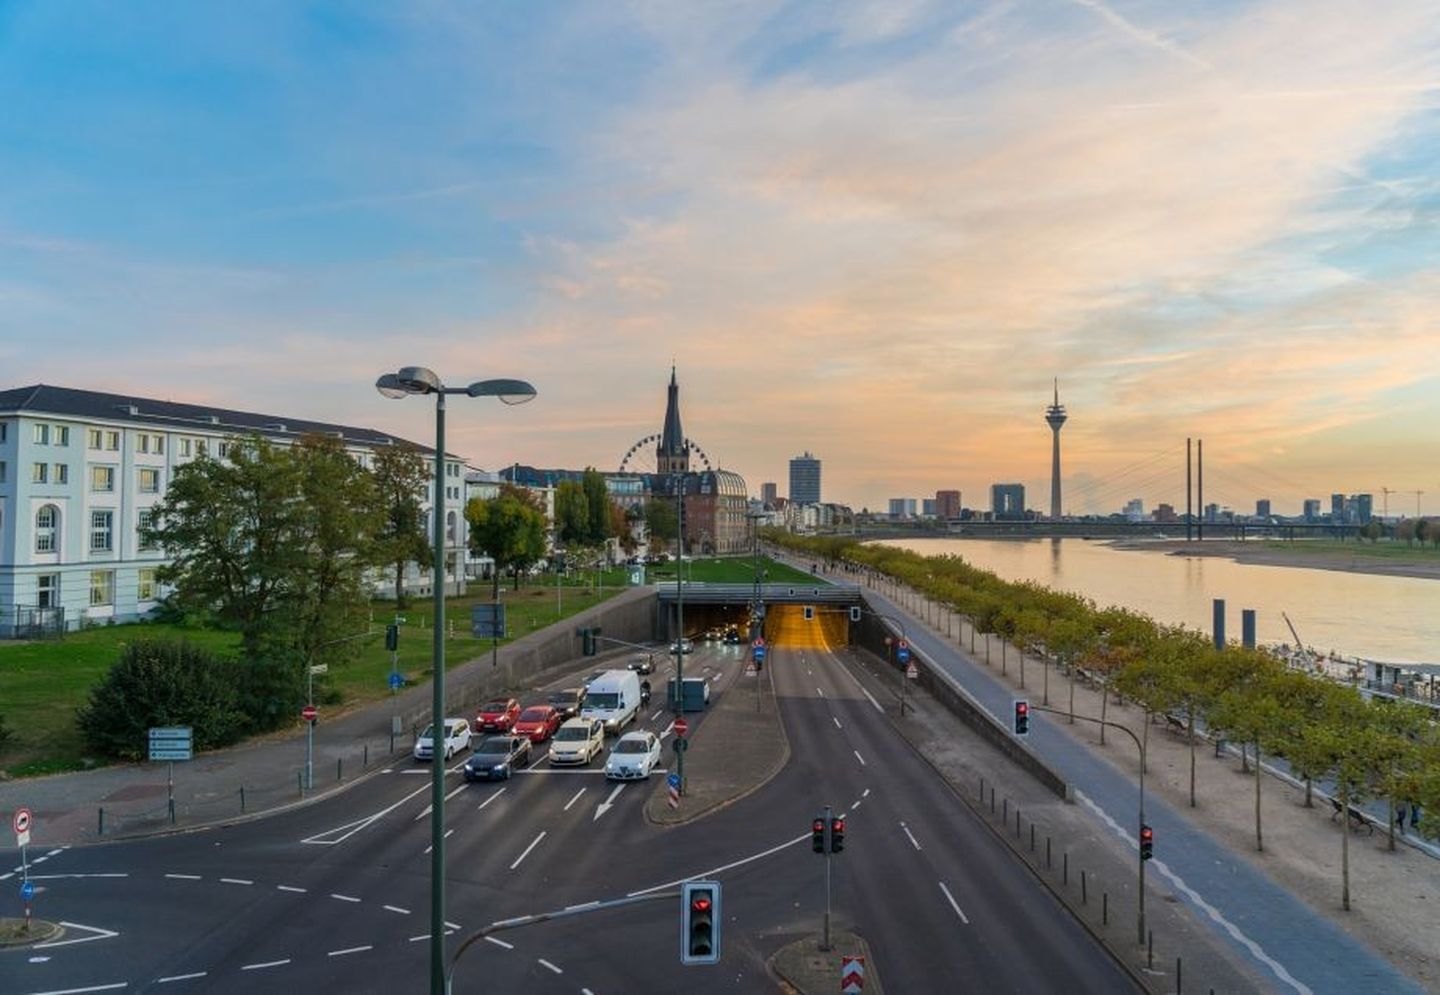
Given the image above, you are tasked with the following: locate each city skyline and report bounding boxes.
[3,3,1439,512]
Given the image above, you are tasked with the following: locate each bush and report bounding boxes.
[76,640,249,760]
[0,712,12,750]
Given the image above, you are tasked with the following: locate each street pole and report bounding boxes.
[674,474,685,795]
[430,390,447,994]
[306,662,315,790]
[823,803,833,952]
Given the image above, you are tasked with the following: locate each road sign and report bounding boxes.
[896,645,911,665]
[745,664,757,676]
[148,726,192,741]
[667,772,681,789]
[148,727,192,762]
[388,671,404,690]
[667,782,680,810]
[841,955,866,993]
[470,602,507,638]
[673,717,689,737]
[147,748,193,761]
[673,737,688,753]
[309,663,328,676]
[753,645,766,662]
[302,704,318,723]
[20,880,35,901]
[753,636,765,648]
[906,662,919,680]
[14,807,32,848]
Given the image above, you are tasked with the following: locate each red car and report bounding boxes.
[476,698,521,733]
[512,705,562,744]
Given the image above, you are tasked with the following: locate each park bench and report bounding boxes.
[1164,713,1188,736]
[1329,798,1374,835]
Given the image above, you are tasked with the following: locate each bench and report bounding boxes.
[1329,798,1375,835]
[1164,713,1188,736]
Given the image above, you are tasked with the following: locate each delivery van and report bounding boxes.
[580,669,642,734]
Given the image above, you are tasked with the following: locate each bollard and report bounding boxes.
[168,798,176,825]
[990,787,995,813]
[1148,930,1153,968]
[1003,798,1008,823]
[1103,892,1108,925]
[1047,837,1052,868]
[1177,957,1182,995]
[337,757,343,782]
[240,787,246,813]
[1063,852,1069,885]
[1016,809,1021,837]
[979,774,984,800]
[1082,870,1087,904]
[298,770,304,796]
[1030,824,1035,851]
[98,807,105,836]
[364,744,369,768]
[390,729,396,754]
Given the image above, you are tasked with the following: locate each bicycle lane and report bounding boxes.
[861,587,1422,995]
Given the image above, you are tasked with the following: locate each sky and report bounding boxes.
[2,1,1438,517]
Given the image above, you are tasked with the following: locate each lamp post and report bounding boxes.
[377,367,535,995]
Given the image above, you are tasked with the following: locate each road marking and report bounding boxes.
[538,959,564,975]
[860,687,883,712]
[164,873,201,881]
[526,753,546,770]
[381,768,394,774]
[328,945,372,957]
[28,873,128,880]
[594,784,625,821]
[901,822,922,850]
[629,832,811,897]
[478,786,507,811]
[400,769,428,775]
[485,936,514,950]
[30,956,51,963]
[304,780,434,844]
[220,878,253,886]
[34,922,121,950]
[423,828,457,854]
[46,849,62,857]
[24,985,128,994]
[853,750,866,766]
[1075,790,1310,994]
[563,787,588,811]
[32,856,49,864]
[816,687,824,697]
[650,709,664,721]
[409,934,429,942]
[511,831,547,870]
[384,905,410,915]
[851,800,863,810]
[939,882,970,924]
[445,783,467,802]
[330,893,361,903]
[446,920,461,931]
[157,973,207,983]
[832,716,843,729]
[276,884,306,893]
[863,788,871,798]
[565,900,601,912]
[241,959,290,971]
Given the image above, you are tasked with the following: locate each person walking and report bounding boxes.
[1395,804,1408,832]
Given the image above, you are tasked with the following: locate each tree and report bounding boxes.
[582,468,612,545]
[555,480,591,546]
[466,484,548,595]
[370,443,432,608]
[613,503,639,556]
[643,497,678,554]
[1205,648,1285,851]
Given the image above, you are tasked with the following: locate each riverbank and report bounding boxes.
[1112,539,1440,581]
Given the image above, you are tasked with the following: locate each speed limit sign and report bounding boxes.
[13,807,32,847]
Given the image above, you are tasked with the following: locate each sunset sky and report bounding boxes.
[3,2,1438,516]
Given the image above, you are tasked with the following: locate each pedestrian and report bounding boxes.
[1395,804,1408,831]
[1411,803,1421,831]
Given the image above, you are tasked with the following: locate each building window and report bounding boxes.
[0,422,6,442]
[88,428,103,449]
[446,510,457,544]
[138,509,156,550]
[35,505,58,552]
[33,423,49,445]
[54,425,70,446]
[0,460,6,483]
[54,463,68,485]
[179,437,192,457]
[105,430,120,451]
[138,568,157,601]
[32,462,48,484]
[196,439,207,457]
[37,574,58,609]
[152,434,165,455]
[89,570,115,607]
[137,434,149,454]
[138,467,160,493]
[217,441,231,459]
[90,509,114,552]
[90,465,116,492]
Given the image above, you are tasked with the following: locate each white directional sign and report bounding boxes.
[148,726,193,762]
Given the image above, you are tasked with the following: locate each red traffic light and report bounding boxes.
[1140,826,1153,841]
[813,819,825,832]
[1016,701,1029,716]
[831,817,845,833]
[691,896,712,913]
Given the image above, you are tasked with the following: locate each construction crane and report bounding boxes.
[1381,486,1395,519]
[1414,490,1425,517]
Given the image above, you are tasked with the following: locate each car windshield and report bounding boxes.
[614,739,651,754]
[554,726,590,741]
[518,709,548,722]
[481,701,510,713]
[586,692,620,709]
[419,725,436,740]
[477,737,514,754]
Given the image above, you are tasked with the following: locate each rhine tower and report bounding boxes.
[1045,379,1067,519]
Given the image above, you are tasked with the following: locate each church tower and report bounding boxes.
[656,366,690,475]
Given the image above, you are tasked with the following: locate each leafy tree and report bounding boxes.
[466,484,548,595]
[582,468,612,545]
[612,503,639,556]
[77,640,248,759]
[555,480,591,546]
[370,443,432,607]
[643,497,678,553]
[1205,649,1285,851]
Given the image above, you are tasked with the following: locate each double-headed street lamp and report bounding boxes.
[376,366,536,995]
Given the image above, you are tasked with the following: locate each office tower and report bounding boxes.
[760,482,778,506]
[991,483,1025,519]
[789,451,821,505]
[936,490,961,519]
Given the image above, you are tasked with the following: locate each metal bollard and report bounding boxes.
[979,774,984,799]
[337,757,343,782]
[364,744,369,768]
[298,770,304,796]
[1030,824,1035,851]
[240,787,246,813]
[1081,870,1087,904]
[1063,851,1069,885]
[1016,809,1021,837]
[1103,892,1108,925]
[1047,837,1052,868]
[989,787,995,813]
[168,798,176,825]
[98,808,105,836]
[1003,798,1008,823]
[1148,930,1153,967]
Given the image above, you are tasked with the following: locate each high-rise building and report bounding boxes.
[1255,499,1271,519]
[921,498,937,518]
[1044,379,1067,519]
[1153,503,1178,523]
[888,498,918,518]
[760,482,778,506]
[1352,493,1373,523]
[1124,498,1144,522]
[936,489,961,519]
[789,451,821,505]
[991,483,1025,519]
[1331,493,1346,521]
[1303,499,1320,522]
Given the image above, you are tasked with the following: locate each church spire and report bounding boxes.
[657,365,689,474]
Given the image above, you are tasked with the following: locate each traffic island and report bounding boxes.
[0,917,63,947]
[769,929,882,995]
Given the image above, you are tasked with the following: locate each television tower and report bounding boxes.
[1045,379,1067,519]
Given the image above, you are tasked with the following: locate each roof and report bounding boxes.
[0,383,432,454]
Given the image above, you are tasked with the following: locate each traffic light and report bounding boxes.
[1140,824,1154,861]
[849,605,862,622]
[830,815,845,853]
[803,605,814,621]
[384,624,399,652]
[1013,699,1030,736]
[812,815,828,853]
[680,881,721,965]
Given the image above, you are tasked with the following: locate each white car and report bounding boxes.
[548,718,605,766]
[414,718,471,762]
[605,731,662,781]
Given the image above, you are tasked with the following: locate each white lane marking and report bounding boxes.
[384,905,410,915]
[485,936,514,950]
[444,783,467,802]
[816,687,825,697]
[304,779,433,844]
[901,822,922,851]
[479,786,508,810]
[328,945,372,957]
[833,716,843,729]
[629,832,810,897]
[422,828,457,854]
[46,849,62,857]
[220,878,252,886]
[241,959,290,971]
[563,787,588,811]
[853,750,866,766]
[594,783,625,822]
[33,856,49,864]
[0,872,11,880]
[538,959,564,975]
[446,920,461,931]
[277,885,306,893]
[863,788,871,798]
[164,873,201,880]
[510,831,548,870]
[526,753,546,770]
[157,973,207,983]
[30,956,51,963]
[939,881,970,924]
[382,768,394,774]
[24,985,128,994]
[409,934,429,942]
[330,893,361,903]
[860,687,883,712]
[36,922,120,949]
[650,709,664,721]
[851,800,863,811]
[27,873,128,880]
[400,769,428,775]
[1075,790,1310,994]
[582,990,596,995]
[565,900,600,912]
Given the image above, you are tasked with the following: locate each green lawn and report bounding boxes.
[1258,539,1440,560]
[0,577,626,778]
[646,555,823,585]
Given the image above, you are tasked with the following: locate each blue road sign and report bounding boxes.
[667,772,681,789]
[753,646,766,662]
[897,646,911,664]
[388,671,404,690]
[20,880,35,900]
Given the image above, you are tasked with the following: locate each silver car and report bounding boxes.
[604,730,662,780]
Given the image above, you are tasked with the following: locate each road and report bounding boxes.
[7,621,1135,994]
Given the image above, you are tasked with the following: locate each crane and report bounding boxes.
[1414,490,1425,518]
[1381,486,1395,520]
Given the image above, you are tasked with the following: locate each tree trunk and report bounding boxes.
[1388,792,1397,851]
[1241,742,1250,774]
[1042,655,1050,706]
[1068,665,1076,724]
[394,560,405,608]
[1341,783,1351,911]
[1099,685,1108,745]
[1304,777,1313,808]
[1187,711,1197,808]
[1142,712,1150,775]
[1254,740,1263,852]
[1001,639,1007,675]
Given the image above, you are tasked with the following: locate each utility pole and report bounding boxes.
[1415,490,1425,518]
[673,473,685,795]
[1381,487,1394,520]
[1196,439,1204,541]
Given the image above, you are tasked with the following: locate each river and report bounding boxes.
[875,538,1438,665]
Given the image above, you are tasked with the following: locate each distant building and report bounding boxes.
[1352,493,1373,524]
[760,482,778,506]
[1331,493,1346,521]
[936,489,961,519]
[888,497,917,519]
[1204,503,1221,523]
[991,483,1025,519]
[1153,503,1178,523]
[1256,499,1271,519]
[1123,498,1144,522]
[921,498,937,518]
[1303,499,1321,522]
[789,451,821,505]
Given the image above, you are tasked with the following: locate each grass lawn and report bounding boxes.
[0,577,626,779]
[1258,539,1440,560]
[647,555,822,585]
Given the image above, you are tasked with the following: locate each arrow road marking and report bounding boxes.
[594,784,625,821]
[939,882,970,924]
[35,922,121,949]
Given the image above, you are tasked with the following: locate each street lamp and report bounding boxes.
[376,366,535,995]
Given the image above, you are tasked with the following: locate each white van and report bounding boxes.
[580,669,642,734]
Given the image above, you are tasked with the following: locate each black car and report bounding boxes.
[464,735,531,781]
[628,653,656,675]
[547,687,586,720]
[723,628,742,645]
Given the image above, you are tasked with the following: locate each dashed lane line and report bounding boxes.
[853,750,866,767]
[649,709,664,722]
[164,874,201,881]
[23,984,128,994]
[538,959,564,975]
[901,822,922,851]
[860,687,883,712]
[423,828,456,854]
[240,960,290,971]
[328,946,372,957]
[157,973,206,984]
[485,936,514,950]
[479,786,508,811]
[330,893,361,903]
[563,787,588,811]
[277,885,306,893]
[510,831,547,870]
[384,905,410,915]
[219,878,253,886]
[444,783,467,802]
[938,882,970,924]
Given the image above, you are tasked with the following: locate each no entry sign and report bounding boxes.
[673,717,689,737]
[302,704,318,722]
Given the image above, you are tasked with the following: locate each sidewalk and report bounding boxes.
[0,587,655,848]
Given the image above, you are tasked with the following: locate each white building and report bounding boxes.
[0,384,468,636]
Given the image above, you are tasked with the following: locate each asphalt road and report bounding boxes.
[6,621,1135,995]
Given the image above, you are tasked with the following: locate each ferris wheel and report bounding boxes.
[618,434,714,475]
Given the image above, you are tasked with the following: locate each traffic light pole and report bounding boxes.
[673,475,685,795]
[1031,705,1147,945]
[823,804,833,952]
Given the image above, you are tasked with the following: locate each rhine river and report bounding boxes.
[876,538,1439,665]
